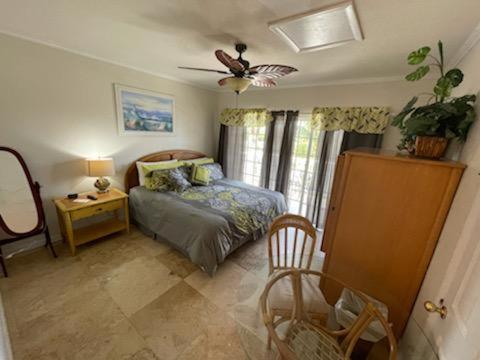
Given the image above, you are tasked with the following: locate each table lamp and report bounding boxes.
[86,158,115,193]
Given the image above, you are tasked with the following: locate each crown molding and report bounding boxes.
[448,21,480,68]
[0,30,218,93]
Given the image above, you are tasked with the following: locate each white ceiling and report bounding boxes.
[1,0,479,90]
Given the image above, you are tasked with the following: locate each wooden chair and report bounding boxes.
[260,269,397,360]
[266,214,330,348]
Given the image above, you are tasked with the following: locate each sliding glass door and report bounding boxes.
[286,116,321,214]
[286,115,344,227]
[242,125,266,187]
[233,113,343,230]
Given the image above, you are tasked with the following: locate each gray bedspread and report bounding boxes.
[129,178,287,275]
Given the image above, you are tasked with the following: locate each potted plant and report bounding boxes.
[392,41,476,158]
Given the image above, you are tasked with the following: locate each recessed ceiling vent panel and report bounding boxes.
[269,1,363,53]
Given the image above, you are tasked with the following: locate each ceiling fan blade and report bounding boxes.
[251,77,277,88]
[249,65,297,78]
[178,66,230,74]
[215,50,245,72]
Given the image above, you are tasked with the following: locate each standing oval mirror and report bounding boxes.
[0,149,40,234]
[0,147,56,277]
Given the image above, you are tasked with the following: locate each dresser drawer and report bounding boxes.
[70,199,124,221]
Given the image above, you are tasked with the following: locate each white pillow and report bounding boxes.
[136,159,177,186]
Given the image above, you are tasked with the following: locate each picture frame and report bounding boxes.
[114,84,175,136]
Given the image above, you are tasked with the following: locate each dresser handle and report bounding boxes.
[96,207,103,212]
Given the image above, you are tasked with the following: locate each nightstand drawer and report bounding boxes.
[70,199,123,220]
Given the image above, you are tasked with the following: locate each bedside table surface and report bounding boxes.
[54,188,127,212]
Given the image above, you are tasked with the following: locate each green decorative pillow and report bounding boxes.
[145,169,172,191]
[191,164,211,186]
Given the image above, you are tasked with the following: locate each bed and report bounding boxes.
[125,150,287,275]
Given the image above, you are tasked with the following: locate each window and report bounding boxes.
[242,125,266,186]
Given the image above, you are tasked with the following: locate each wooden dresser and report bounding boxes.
[321,148,465,337]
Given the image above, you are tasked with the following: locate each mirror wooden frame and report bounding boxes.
[0,146,57,277]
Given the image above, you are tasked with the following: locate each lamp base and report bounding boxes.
[94,177,110,193]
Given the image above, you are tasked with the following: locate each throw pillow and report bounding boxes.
[177,165,192,180]
[191,164,211,186]
[145,169,172,191]
[201,163,224,181]
[141,161,183,178]
[168,168,192,192]
[136,159,177,186]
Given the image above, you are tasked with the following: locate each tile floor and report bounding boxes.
[0,226,324,360]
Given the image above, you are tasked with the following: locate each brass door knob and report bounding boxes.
[424,299,447,319]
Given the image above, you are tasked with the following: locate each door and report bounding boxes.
[401,165,480,359]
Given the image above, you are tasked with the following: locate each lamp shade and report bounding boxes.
[225,77,252,94]
[86,158,115,177]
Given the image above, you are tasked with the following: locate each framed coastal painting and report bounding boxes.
[114,84,175,136]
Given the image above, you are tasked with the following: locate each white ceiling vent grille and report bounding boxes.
[268,1,363,53]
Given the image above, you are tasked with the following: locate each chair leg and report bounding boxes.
[0,247,8,278]
[44,226,57,258]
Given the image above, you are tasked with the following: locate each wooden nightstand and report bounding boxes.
[54,188,129,255]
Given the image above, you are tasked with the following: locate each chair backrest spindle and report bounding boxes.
[268,214,317,275]
[292,227,299,268]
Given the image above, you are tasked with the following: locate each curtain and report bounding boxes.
[217,124,228,174]
[260,111,285,189]
[219,108,272,127]
[305,131,344,229]
[311,107,390,134]
[224,126,246,180]
[340,131,383,152]
[274,110,299,194]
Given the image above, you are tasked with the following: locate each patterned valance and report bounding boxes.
[311,107,390,134]
[219,108,273,127]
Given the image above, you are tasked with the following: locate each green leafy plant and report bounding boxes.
[392,41,476,151]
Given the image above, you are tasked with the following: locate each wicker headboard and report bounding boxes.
[124,149,207,192]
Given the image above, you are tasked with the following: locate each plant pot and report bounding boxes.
[414,136,448,159]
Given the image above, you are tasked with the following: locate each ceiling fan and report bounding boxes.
[179,43,298,93]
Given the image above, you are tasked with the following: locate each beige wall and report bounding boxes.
[0,33,218,251]
[217,79,434,151]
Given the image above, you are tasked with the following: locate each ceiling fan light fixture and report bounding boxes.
[225,77,252,94]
